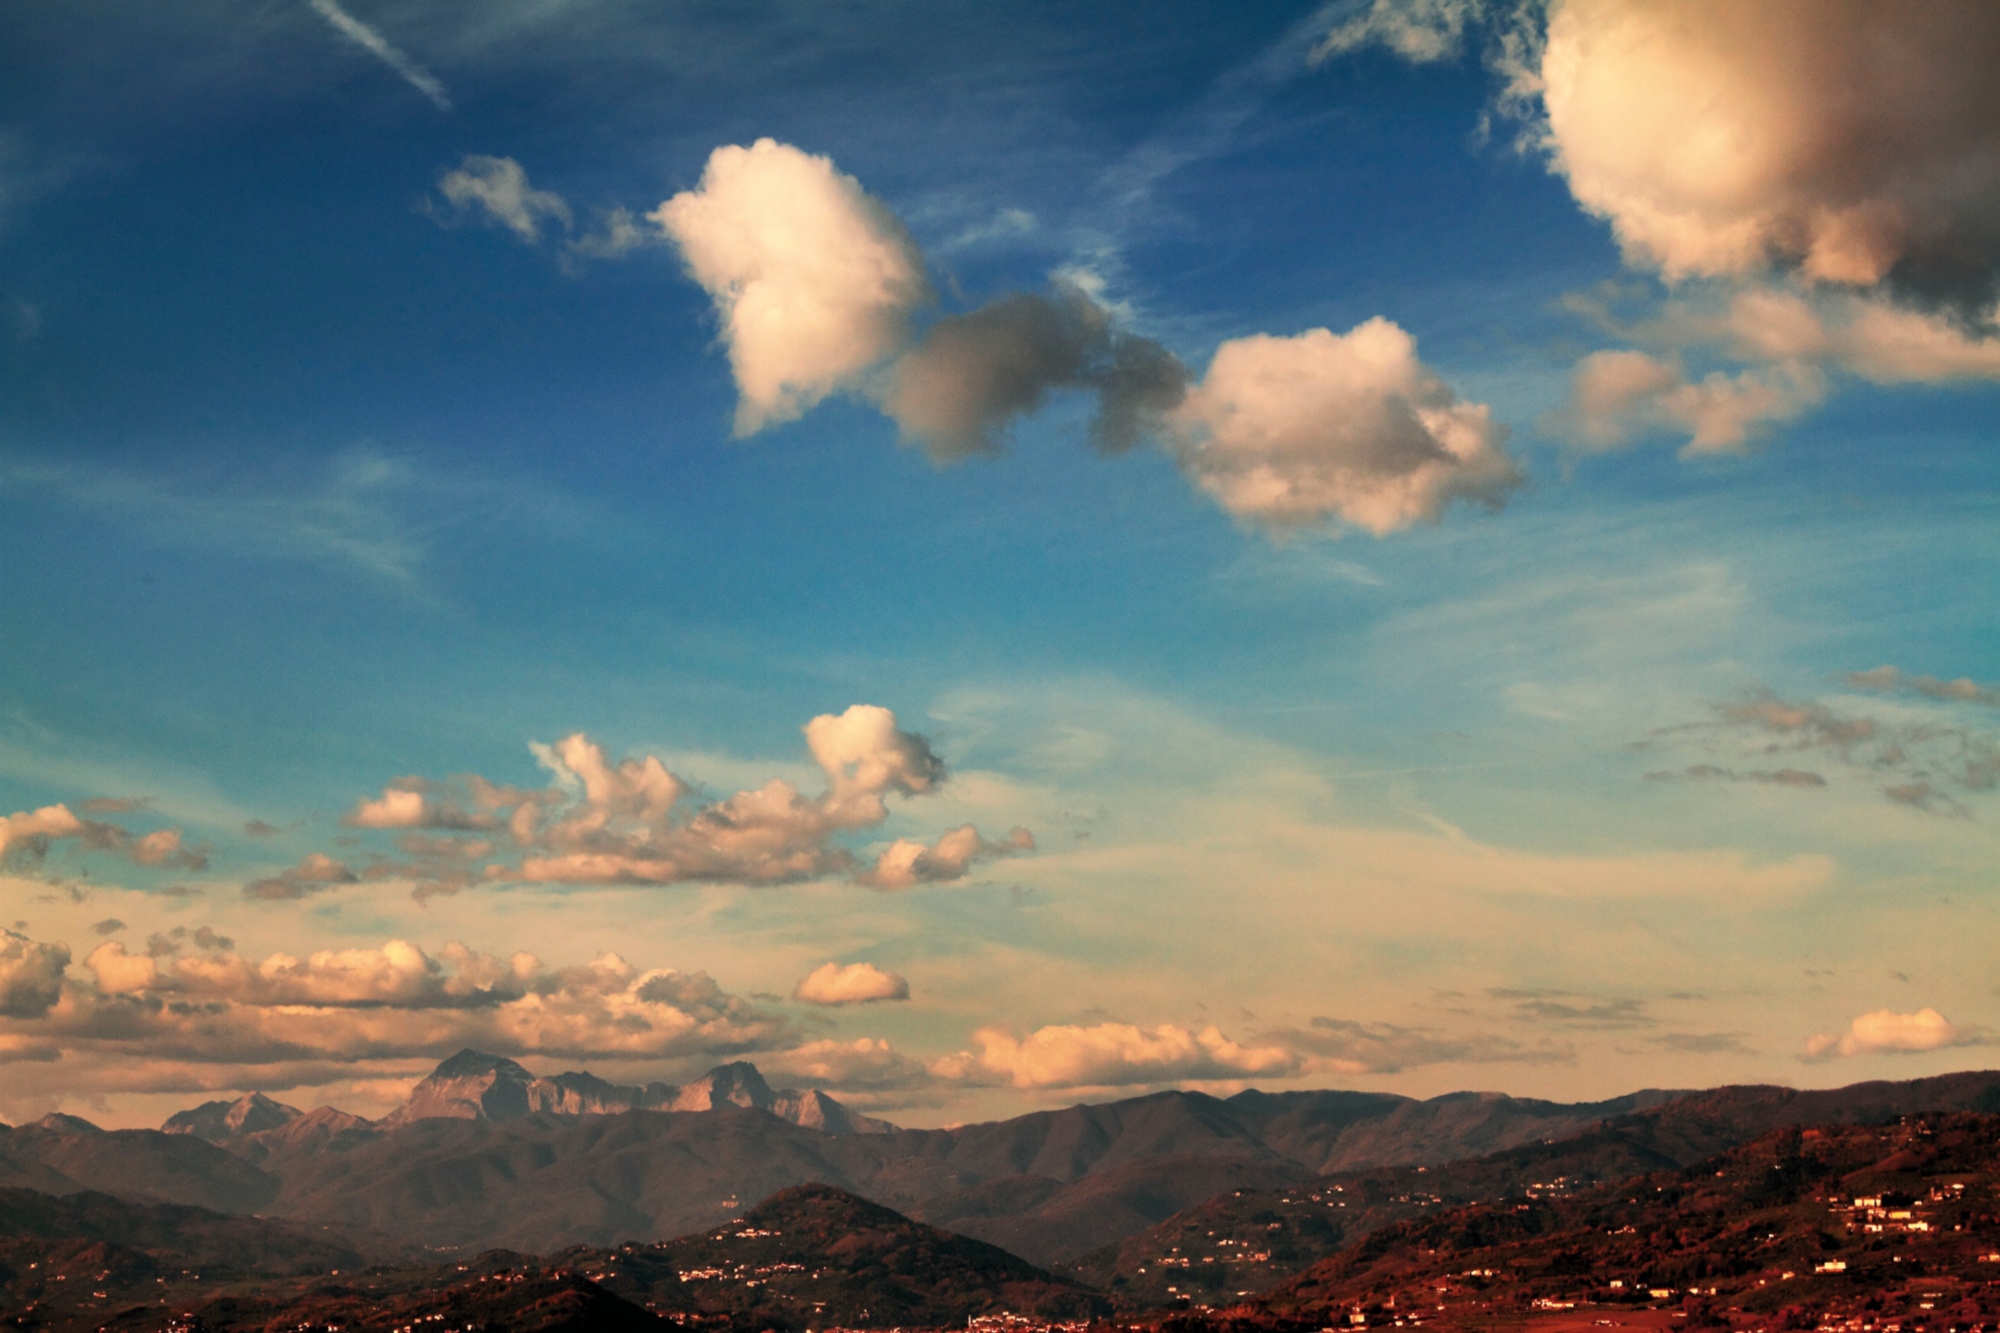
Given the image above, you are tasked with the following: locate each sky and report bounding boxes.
[1,0,1998,1129]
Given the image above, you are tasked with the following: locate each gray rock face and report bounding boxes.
[373,1051,888,1134]
[773,1088,895,1135]
[163,1092,303,1144]
[664,1061,774,1113]
[389,1049,535,1124]
[523,1071,679,1116]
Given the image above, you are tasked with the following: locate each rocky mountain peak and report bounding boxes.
[668,1060,775,1112]
[31,1112,102,1134]
[428,1048,535,1082]
[164,1091,304,1143]
[392,1048,536,1124]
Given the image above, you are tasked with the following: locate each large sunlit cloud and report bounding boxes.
[1531,0,2000,306]
[1804,1007,1986,1061]
[1168,320,1522,533]
[933,1021,1297,1090]
[1324,2,2000,456]
[654,139,932,435]
[860,824,1034,891]
[791,962,910,1007]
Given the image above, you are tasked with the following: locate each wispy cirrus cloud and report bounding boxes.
[1640,678,2000,814]
[305,0,451,111]
[0,447,586,589]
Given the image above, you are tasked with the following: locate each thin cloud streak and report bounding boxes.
[306,0,452,111]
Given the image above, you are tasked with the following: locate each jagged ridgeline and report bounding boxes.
[163,1050,896,1138]
[3,1060,1998,1275]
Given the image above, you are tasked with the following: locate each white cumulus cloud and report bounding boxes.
[655,139,932,435]
[1168,319,1521,533]
[791,962,910,1006]
[1804,1007,1984,1060]
[1533,0,2000,306]
[861,824,1033,891]
[936,1021,1297,1090]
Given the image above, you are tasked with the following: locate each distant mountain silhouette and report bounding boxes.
[553,1181,1108,1326]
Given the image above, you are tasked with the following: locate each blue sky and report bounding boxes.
[1,0,1997,1126]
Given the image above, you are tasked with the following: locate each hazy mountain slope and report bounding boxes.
[553,1182,1109,1326]
[0,1117,278,1212]
[160,1090,302,1144]
[0,1185,377,1273]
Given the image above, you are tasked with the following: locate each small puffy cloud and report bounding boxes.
[1842,665,1998,707]
[861,824,1033,891]
[1805,1007,1984,1060]
[0,931,69,1019]
[880,285,1188,461]
[935,1021,1296,1090]
[346,786,429,829]
[804,704,946,825]
[0,803,204,871]
[1167,319,1522,534]
[655,139,932,435]
[436,155,571,243]
[90,919,125,936]
[1554,349,1824,456]
[767,1036,932,1093]
[243,852,358,901]
[0,804,86,864]
[130,828,204,868]
[1552,289,2000,454]
[1532,0,2000,308]
[791,962,910,1006]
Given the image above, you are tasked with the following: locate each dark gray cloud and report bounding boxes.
[879,285,1188,460]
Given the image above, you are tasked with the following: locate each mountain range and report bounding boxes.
[5,1056,2000,1274]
